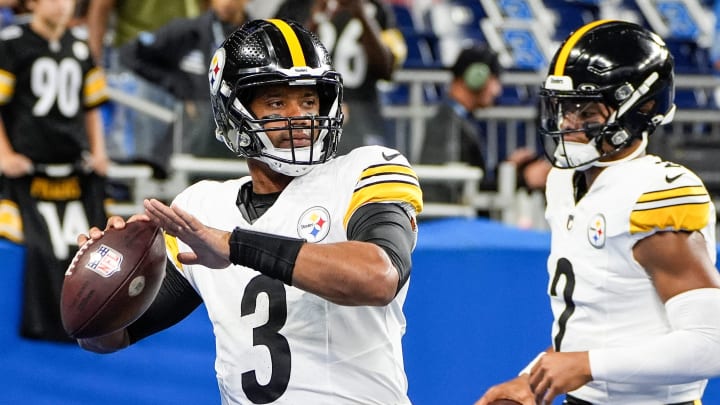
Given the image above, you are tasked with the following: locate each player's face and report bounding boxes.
[557,100,611,143]
[249,84,321,149]
[29,0,76,29]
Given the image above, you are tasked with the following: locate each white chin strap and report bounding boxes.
[554,132,648,171]
[594,132,648,167]
[255,131,328,177]
[553,138,601,171]
[256,155,317,176]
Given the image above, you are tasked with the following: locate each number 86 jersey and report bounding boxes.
[544,154,716,403]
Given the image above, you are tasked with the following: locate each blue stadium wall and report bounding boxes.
[1,218,719,404]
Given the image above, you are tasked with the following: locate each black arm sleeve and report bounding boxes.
[346,203,417,293]
[126,259,203,344]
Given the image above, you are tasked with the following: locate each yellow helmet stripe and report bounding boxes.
[553,19,615,76]
[267,19,307,67]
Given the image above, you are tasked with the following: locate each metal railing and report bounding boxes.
[104,69,720,226]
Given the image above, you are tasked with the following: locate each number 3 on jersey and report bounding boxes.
[241,275,291,404]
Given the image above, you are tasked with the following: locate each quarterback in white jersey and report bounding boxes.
[167,145,420,404]
[77,19,422,405]
[477,20,720,405]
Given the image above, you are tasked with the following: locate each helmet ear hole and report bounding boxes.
[608,130,629,146]
[237,130,251,147]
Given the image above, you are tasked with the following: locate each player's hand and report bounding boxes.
[475,374,535,405]
[506,147,537,165]
[529,351,592,405]
[0,152,33,178]
[85,150,109,176]
[76,214,150,246]
[144,198,231,269]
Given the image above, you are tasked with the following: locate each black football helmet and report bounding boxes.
[209,19,343,176]
[539,20,676,170]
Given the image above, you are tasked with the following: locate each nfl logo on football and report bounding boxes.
[86,245,124,277]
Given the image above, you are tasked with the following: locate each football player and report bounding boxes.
[0,0,109,342]
[77,19,422,404]
[476,20,720,405]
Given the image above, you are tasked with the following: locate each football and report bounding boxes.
[61,221,167,339]
[489,400,522,405]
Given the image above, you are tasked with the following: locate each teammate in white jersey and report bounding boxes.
[477,20,720,405]
[76,19,423,404]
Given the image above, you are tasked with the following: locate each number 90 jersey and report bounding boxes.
[0,23,108,163]
[544,155,716,403]
[166,146,422,405]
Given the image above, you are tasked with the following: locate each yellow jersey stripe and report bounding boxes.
[630,201,710,234]
[636,185,707,203]
[359,163,418,181]
[267,19,307,67]
[0,199,23,243]
[164,233,184,272]
[0,69,16,105]
[380,28,408,68]
[554,19,615,76]
[345,180,423,227]
[84,67,109,107]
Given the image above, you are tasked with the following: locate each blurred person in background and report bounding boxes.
[0,0,109,342]
[419,44,550,205]
[275,0,407,154]
[118,0,250,158]
[86,0,205,172]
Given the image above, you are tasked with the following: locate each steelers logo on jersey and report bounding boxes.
[587,213,606,248]
[297,206,331,242]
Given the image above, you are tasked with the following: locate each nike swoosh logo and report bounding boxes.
[382,152,401,161]
[666,173,684,183]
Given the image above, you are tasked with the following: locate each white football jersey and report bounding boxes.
[165,146,422,405]
[544,154,716,404]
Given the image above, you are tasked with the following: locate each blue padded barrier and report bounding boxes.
[2,218,720,404]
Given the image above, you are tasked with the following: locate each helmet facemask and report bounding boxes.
[214,74,343,176]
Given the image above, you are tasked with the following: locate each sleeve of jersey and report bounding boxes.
[0,198,22,243]
[344,157,423,228]
[0,40,15,106]
[83,66,109,109]
[629,170,712,235]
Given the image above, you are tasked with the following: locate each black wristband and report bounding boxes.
[229,227,305,285]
